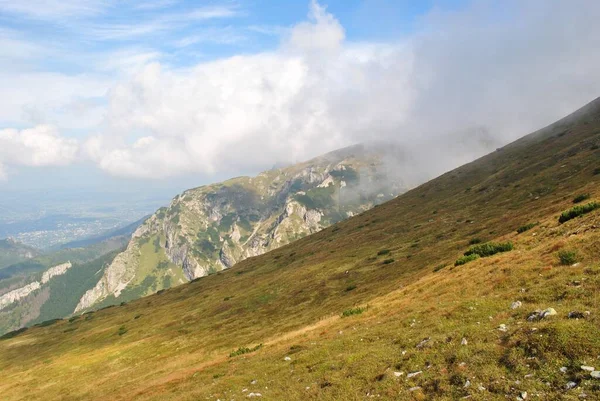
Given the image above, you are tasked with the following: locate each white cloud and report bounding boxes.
[3,1,600,185]
[85,0,600,181]
[0,126,78,178]
[85,2,413,178]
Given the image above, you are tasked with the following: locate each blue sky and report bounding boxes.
[0,0,599,196]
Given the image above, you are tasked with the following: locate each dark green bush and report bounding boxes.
[454,254,480,266]
[345,285,357,292]
[377,249,391,256]
[594,168,600,175]
[117,326,128,336]
[382,258,395,265]
[468,238,482,245]
[464,242,514,257]
[342,307,366,317]
[572,194,591,204]
[558,202,600,223]
[229,344,263,357]
[558,250,578,265]
[517,222,537,234]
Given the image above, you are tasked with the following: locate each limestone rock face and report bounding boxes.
[76,144,407,312]
[1,262,73,311]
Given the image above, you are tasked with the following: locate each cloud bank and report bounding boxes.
[0,125,78,179]
[2,1,600,183]
[83,0,600,180]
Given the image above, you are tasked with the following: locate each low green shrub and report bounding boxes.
[464,242,514,257]
[468,238,482,245]
[572,193,590,203]
[517,222,537,234]
[342,307,366,317]
[345,285,357,292]
[433,263,447,272]
[558,250,578,265]
[377,249,391,256]
[117,326,128,336]
[382,258,395,265]
[558,202,600,223]
[454,254,480,266]
[229,344,263,357]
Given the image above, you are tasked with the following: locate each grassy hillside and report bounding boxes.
[1,98,600,400]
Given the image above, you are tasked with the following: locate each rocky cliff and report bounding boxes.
[76,144,407,311]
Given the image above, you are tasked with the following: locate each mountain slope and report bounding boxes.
[75,145,407,312]
[0,231,135,335]
[0,238,38,270]
[1,98,600,400]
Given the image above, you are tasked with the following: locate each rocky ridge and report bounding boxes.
[76,144,406,311]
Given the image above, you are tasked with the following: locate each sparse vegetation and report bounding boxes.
[117,326,128,336]
[433,263,447,272]
[342,307,365,317]
[468,238,482,245]
[376,249,390,256]
[381,258,395,265]
[454,253,480,266]
[516,222,537,233]
[558,201,600,223]
[345,285,357,292]
[558,250,579,265]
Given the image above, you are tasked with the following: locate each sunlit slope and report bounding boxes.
[1,97,600,400]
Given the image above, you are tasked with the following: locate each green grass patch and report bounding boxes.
[558,201,600,223]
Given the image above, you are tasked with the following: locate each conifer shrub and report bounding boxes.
[558,202,600,223]
[342,307,366,317]
[558,250,578,265]
[229,344,263,357]
[464,242,514,257]
[517,222,537,234]
[454,254,480,266]
[572,193,590,203]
